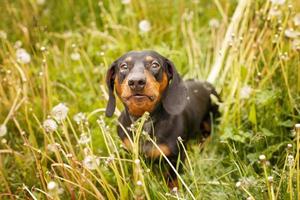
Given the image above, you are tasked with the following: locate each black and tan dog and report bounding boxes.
[105,50,220,187]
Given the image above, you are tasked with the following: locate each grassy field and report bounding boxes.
[0,0,300,199]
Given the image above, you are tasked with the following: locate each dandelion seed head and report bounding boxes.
[136,180,143,186]
[83,155,100,170]
[78,134,91,145]
[259,154,266,161]
[1,138,7,144]
[287,143,292,149]
[14,40,22,49]
[43,119,58,133]
[47,143,60,152]
[47,181,57,191]
[293,13,300,26]
[209,18,220,28]
[36,0,46,5]
[235,181,241,188]
[271,0,286,5]
[269,7,282,17]
[287,155,294,167]
[121,0,131,4]
[16,48,31,64]
[51,103,69,121]
[70,52,81,61]
[0,124,7,137]
[267,176,274,183]
[284,29,300,39]
[134,159,140,165]
[139,20,151,33]
[240,85,252,99]
[0,30,7,39]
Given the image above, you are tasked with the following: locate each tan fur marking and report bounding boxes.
[115,71,169,117]
[145,56,154,61]
[145,144,171,159]
[125,56,132,62]
[122,138,132,150]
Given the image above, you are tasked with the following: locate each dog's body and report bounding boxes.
[105,50,219,187]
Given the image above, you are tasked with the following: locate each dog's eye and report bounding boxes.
[151,61,160,69]
[120,63,128,70]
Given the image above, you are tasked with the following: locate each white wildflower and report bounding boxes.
[259,154,266,161]
[73,112,86,124]
[36,0,46,5]
[292,39,300,51]
[209,18,220,28]
[287,155,294,167]
[47,143,60,152]
[43,119,58,133]
[284,29,300,39]
[14,40,22,49]
[78,134,91,144]
[70,52,81,61]
[240,85,252,99]
[47,181,58,191]
[267,176,274,183]
[16,48,31,64]
[269,7,282,17]
[293,13,300,26]
[0,30,7,39]
[270,0,285,5]
[51,103,69,121]
[235,181,241,188]
[136,180,143,186]
[139,20,151,33]
[134,159,140,165]
[0,124,7,137]
[83,155,100,170]
[121,0,131,4]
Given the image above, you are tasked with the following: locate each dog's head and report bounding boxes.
[105,50,187,117]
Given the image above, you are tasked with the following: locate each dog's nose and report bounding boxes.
[128,75,146,91]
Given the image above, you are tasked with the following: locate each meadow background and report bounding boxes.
[0,0,300,199]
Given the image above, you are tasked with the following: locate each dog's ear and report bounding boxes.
[162,59,187,115]
[105,61,117,117]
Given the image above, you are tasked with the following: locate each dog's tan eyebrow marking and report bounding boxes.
[125,56,132,62]
[145,56,154,61]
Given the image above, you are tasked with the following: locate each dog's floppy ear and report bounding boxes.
[105,61,117,117]
[162,59,187,115]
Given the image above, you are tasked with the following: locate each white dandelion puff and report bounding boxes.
[259,154,266,161]
[209,18,220,28]
[47,181,58,191]
[270,0,285,5]
[121,0,131,4]
[51,103,69,121]
[16,48,31,64]
[287,155,294,167]
[292,39,300,51]
[47,143,60,152]
[0,30,7,39]
[83,155,100,170]
[269,7,282,17]
[14,40,22,49]
[36,0,46,5]
[0,124,7,137]
[73,112,86,124]
[240,85,252,99]
[284,29,300,39]
[136,180,143,186]
[139,20,151,33]
[70,52,81,61]
[78,134,91,145]
[43,119,58,133]
[293,13,300,26]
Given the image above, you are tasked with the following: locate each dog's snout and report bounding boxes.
[128,75,146,91]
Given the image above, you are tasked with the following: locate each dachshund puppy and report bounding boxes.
[105,50,220,187]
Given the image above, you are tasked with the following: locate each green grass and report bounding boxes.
[0,0,300,199]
